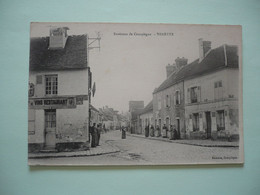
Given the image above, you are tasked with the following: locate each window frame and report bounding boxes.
[45,74,58,95]
[192,113,200,131]
[190,86,198,103]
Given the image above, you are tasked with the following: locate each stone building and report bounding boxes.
[153,57,187,138]
[184,42,239,140]
[129,101,144,134]
[28,27,91,152]
[139,101,153,135]
[153,39,240,140]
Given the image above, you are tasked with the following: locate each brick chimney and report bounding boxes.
[166,63,176,78]
[175,57,188,69]
[199,38,211,62]
[49,27,69,49]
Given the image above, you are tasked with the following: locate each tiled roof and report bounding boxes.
[30,35,88,71]
[154,45,238,94]
[140,100,153,114]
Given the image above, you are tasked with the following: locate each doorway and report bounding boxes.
[45,109,56,149]
[205,112,211,139]
[176,118,180,139]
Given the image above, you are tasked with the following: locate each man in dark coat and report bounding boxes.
[96,124,102,146]
[145,125,149,137]
[121,126,126,139]
[150,125,155,137]
[90,123,96,148]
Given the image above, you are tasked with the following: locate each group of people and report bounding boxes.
[145,124,179,140]
[89,123,103,148]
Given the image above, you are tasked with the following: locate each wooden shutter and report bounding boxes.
[36,75,42,84]
[187,88,190,103]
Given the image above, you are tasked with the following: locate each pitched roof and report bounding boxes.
[30,35,88,71]
[140,100,153,115]
[90,104,99,113]
[154,45,238,94]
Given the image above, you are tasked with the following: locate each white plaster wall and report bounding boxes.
[29,69,89,97]
[28,109,44,144]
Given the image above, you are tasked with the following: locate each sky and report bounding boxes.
[30,22,242,112]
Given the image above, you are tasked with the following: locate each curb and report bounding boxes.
[127,133,239,148]
[28,145,120,159]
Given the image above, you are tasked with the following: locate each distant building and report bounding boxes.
[129,101,144,112]
[139,101,153,134]
[28,27,91,152]
[153,39,239,140]
[129,101,144,134]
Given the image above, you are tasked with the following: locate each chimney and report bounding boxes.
[49,27,69,50]
[199,38,211,62]
[166,63,176,78]
[175,57,188,69]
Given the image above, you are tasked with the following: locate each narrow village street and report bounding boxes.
[30,130,240,166]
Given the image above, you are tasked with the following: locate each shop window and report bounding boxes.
[175,90,181,105]
[45,75,58,95]
[192,113,199,131]
[216,110,225,130]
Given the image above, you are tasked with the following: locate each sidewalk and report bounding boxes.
[28,140,120,159]
[127,133,239,147]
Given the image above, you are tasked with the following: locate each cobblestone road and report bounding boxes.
[30,130,241,166]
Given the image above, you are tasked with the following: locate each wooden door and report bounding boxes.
[205,112,211,139]
[45,109,56,149]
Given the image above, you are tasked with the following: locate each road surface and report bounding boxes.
[29,130,240,166]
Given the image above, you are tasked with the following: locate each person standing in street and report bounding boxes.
[169,125,174,140]
[121,126,126,139]
[96,124,102,146]
[145,125,149,137]
[90,123,96,148]
[156,125,161,137]
[162,124,168,138]
[150,125,155,137]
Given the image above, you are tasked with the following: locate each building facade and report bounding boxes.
[140,101,153,135]
[129,101,144,134]
[153,39,240,141]
[28,27,91,152]
[184,44,239,140]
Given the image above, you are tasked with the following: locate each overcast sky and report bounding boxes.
[31,22,241,112]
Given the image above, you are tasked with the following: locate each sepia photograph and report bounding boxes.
[28,22,243,166]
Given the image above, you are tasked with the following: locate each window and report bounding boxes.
[190,87,198,103]
[45,110,56,128]
[216,110,225,131]
[158,96,161,110]
[45,75,58,95]
[214,81,223,100]
[175,90,180,105]
[192,113,199,131]
[166,95,170,107]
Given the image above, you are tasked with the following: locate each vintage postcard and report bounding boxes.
[28,22,243,166]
